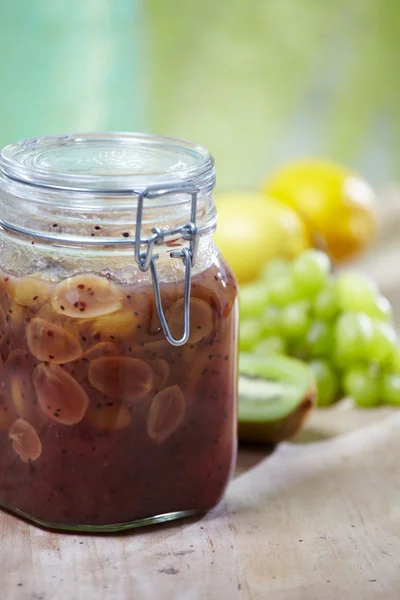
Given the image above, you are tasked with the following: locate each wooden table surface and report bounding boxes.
[3,192,400,600]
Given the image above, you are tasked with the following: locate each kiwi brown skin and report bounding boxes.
[238,383,316,444]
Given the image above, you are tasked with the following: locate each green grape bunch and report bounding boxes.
[239,249,400,408]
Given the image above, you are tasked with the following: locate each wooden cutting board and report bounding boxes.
[3,191,400,600]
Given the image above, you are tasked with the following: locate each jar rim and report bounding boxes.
[0,132,215,195]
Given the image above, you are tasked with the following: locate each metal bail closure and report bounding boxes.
[134,184,199,346]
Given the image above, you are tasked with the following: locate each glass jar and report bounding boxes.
[0,133,238,532]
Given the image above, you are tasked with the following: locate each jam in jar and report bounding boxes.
[0,133,238,531]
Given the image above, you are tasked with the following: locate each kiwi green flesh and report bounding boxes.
[238,387,315,444]
[238,354,316,444]
[239,377,305,421]
[240,353,314,387]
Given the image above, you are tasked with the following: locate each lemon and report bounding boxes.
[262,159,378,262]
[214,192,310,284]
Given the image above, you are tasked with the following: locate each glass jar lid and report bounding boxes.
[0,132,215,195]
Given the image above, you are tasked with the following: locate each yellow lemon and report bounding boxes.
[262,159,378,262]
[214,192,310,284]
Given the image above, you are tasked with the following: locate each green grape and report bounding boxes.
[306,320,334,357]
[342,365,379,407]
[240,319,261,352]
[379,373,400,405]
[253,336,286,356]
[334,312,373,361]
[387,345,400,373]
[332,346,350,370]
[336,270,378,313]
[267,271,299,306]
[292,249,331,296]
[262,305,282,336]
[289,339,308,360]
[280,300,310,339]
[363,294,393,322]
[309,359,339,407]
[366,320,397,365]
[313,282,339,320]
[261,259,289,282]
[240,283,269,319]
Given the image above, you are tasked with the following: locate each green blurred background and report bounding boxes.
[1,0,398,188]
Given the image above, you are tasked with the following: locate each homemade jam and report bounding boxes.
[0,132,238,531]
[0,259,237,529]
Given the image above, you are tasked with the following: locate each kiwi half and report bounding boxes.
[239,354,316,444]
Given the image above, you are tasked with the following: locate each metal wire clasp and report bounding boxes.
[134,184,199,346]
